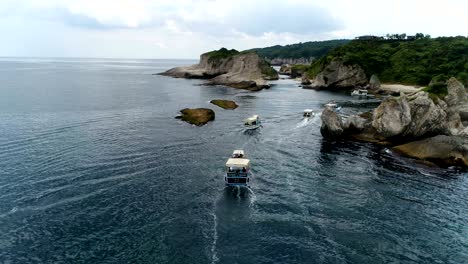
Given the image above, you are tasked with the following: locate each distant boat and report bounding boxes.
[303,109,314,117]
[351,89,368,97]
[244,115,262,130]
[225,150,250,186]
[325,101,342,112]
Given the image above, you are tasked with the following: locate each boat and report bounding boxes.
[225,150,250,186]
[303,109,314,117]
[325,101,341,112]
[244,115,261,130]
[351,89,368,97]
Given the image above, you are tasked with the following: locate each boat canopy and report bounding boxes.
[304,109,313,113]
[225,158,250,168]
[244,115,259,123]
[232,150,244,156]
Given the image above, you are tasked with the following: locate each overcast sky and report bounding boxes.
[1,0,467,58]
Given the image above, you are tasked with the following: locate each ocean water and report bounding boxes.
[0,58,466,264]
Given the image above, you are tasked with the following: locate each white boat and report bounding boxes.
[325,101,341,112]
[244,115,261,130]
[303,109,314,117]
[351,89,368,97]
[225,150,250,186]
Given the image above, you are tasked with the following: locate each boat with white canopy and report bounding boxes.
[351,89,368,97]
[244,115,261,130]
[303,109,314,117]
[225,150,250,186]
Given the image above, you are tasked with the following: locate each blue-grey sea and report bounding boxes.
[0,58,466,264]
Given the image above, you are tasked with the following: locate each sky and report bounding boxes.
[0,0,467,59]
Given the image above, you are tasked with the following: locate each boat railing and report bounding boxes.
[227,172,248,177]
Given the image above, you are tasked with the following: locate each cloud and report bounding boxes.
[0,0,466,58]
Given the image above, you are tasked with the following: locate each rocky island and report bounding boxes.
[160,48,278,90]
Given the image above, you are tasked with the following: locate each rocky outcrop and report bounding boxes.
[320,106,344,139]
[319,77,468,167]
[372,96,411,137]
[445,77,467,107]
[176,108,215,126]
[210,100,238,110]
[369,74,381,90]
[305,59,368,89]
[160,49,278,90]
[279,64,292,75]
[393,135,468,167]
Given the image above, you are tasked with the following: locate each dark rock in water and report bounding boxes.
[393,135,468,167]
[159,49,278,90]
[320,106,344,139]
[178,108,215,126]
[210,100,238,110]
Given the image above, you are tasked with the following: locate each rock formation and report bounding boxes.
[279,64,292,75]
[369,74,381,90]
[176,108,215,126]
[304,59,368,89]
[320,77,468,167]
[210,100,238,110]
[159,48,278,90]
[320,106,344,139]
[393,135,468,167]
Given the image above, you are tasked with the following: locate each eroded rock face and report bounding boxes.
[308,59,368,89]
[393,135,468,167]
[445,77,467,107]
[404,92,448,137]
[369,74,381,90]
[160,51,278,90]
[320,107,344,139]
[177,108,215,126]
[372,96,411,137]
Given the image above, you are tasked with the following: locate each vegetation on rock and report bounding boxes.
[204,48,240,63]
[249,40,350,60]
[304,36,468,86]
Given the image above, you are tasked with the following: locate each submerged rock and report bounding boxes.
[177,108,215,126]
[210,99,238,110]
[393,135,468,167]
[159,48,278,90]
[306,59,367,89]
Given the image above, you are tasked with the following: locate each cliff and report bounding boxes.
[159,48,278,90]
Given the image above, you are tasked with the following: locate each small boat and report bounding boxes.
[225,150,250,186]
[303,109,314,117]
[351,89,368,97]
[244,115,261,130]
[325,101,341,112]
